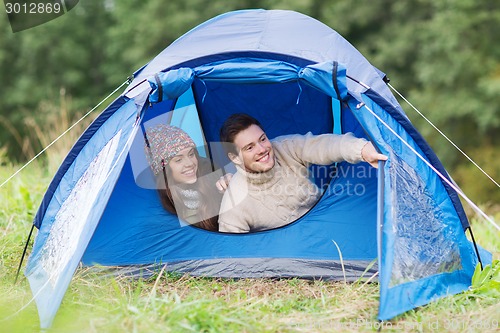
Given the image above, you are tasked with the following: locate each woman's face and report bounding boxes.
[168,147,198,184]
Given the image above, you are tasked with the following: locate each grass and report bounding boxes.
[0,109,499,332]
[1,160,499,333]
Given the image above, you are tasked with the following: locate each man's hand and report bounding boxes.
[361,142,388,168]
[216,173,233,193]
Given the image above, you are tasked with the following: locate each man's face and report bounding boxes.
[230,124,275,173]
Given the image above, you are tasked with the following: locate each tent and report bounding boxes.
[24,9,491,328]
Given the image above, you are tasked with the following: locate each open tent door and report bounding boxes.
[24,97,141,328]
[83,59,380,278]
[347,93,489,320]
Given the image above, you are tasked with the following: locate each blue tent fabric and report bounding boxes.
[25,9,490,329]
[130,9,396,108]
[148,59,348,103]
[31,96,132,229]
[25,99,140,328]
[362,88,469,229]
[347,94,482,319]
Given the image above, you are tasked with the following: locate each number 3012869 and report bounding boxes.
[5,2,62,14]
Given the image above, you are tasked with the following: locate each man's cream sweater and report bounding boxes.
[218,132,367,233]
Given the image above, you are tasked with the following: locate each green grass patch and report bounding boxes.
[1,159,499,332]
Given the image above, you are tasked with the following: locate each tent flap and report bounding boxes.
[346,94,485,320]
[25,99,140,328]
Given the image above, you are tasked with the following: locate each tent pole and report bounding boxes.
[15,223,35,284]
[467,227,483,270]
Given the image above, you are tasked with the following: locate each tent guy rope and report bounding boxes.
[357,102,500,233]
[0,79,130,189]
[388,82,500,189]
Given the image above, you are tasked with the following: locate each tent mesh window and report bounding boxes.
[389,154,462,286]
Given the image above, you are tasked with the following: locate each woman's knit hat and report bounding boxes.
[145,124,196,175]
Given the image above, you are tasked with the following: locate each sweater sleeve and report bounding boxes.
[217,175,252,233]
[274,132,367,166]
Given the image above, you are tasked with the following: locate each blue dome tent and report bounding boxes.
[24,9,491,328]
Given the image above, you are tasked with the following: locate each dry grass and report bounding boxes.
[0,92,97,175]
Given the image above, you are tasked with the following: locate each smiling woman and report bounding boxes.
[144,124,223,231]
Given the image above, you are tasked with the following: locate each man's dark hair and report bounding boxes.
[220,113,262,155]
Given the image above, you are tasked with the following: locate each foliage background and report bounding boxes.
[1,0,499,206]
[1,0,499,204]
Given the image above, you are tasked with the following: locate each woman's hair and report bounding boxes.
[156,151,221,231]
[219,113,263,155]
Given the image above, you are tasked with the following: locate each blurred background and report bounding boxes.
[1,0,499,210]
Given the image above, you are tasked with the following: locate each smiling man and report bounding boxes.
[217,113,387,233]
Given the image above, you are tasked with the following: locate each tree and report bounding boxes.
[1,0,498,203]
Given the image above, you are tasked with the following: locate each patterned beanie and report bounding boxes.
[145,124,196,175]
